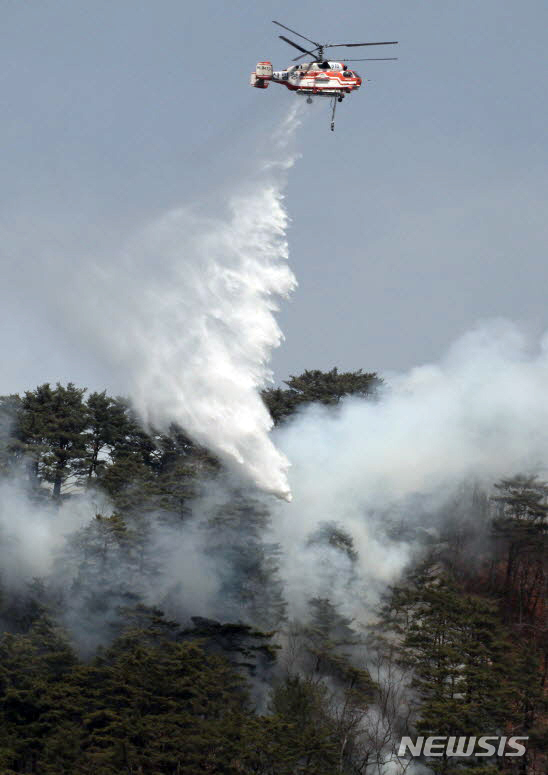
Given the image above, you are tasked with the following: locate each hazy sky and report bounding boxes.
[1,0,548,394]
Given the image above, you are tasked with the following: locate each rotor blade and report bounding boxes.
[292,50,321,62]
[272,20,320,47]
[327,41,398,48]
[340,57,398,61]
[278,35,317,59]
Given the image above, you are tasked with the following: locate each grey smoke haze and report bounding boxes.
[2,319,547,648]
[270,319,548,619]
[0,478,106,589]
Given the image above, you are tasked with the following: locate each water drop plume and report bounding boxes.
[83,105,303,499]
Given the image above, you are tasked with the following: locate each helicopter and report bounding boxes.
[250,21,398,130]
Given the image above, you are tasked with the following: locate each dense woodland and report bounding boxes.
[0,370,545,774]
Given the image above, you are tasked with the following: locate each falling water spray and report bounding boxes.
[71,105,304,500]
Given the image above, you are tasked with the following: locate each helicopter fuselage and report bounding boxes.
[250,61,362,96]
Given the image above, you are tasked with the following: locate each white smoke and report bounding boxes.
[0,479,107,588]
[271,319,548,617]
[2,319,548,659]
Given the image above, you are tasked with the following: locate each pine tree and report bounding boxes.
[389,571,524,774]
[0,394,25,477]
[0,615,77,773]
[299,597,372,694]
[490,475,548,625]
[204,490,287,629]
[83,393,133,483]
[40,627,254,775]
[265,674,341,774]
[54,512,147,654]
[262,367,382,424]
[19,383,89,498]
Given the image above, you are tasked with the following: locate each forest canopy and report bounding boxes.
[0,371,545,774]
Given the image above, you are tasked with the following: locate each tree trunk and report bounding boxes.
[53,460,65,498]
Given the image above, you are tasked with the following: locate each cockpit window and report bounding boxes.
[342,71,353,78]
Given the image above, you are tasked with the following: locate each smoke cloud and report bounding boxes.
[270,319,548,618]
[2,318,548,656]
[0,479,107,589]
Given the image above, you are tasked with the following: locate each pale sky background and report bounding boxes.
[1,0,547,394]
